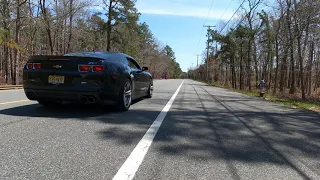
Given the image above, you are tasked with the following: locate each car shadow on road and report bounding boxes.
[0,98,159,125]
[0,103,111,119]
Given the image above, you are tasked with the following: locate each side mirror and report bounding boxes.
[142,66,148,71]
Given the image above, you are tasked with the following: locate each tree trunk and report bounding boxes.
[294,0,309,99]
[297,36,305,99]
[240,41,244,90]
[106,0,113,51]
[287,0,296,94]
[315,50,320,92]
[0,47,2,76]
[232,55,237,89]
[63,19,67,53]
[3,33,9,84]
[13,0,25,85]
[288,37,296,94]
[267,33,273,90]
[225,65,228,86]
[67,0,73,53]
[268,60,272,90]
[280,47,288,92]
[247,41,252,90]
[253,41,259,83]
[1,0,10,83]
[40,0,54,54]
[274,36,279,93]
[308,41,314,96]
[10,48,13,83]
[262,53,268,80]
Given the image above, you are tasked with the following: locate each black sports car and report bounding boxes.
[23,51,153,111]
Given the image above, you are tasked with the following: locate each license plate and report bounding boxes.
[48,75,65,84]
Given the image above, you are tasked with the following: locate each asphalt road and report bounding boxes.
[0,79,319,180]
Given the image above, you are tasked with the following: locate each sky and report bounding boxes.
[134,0,244,72]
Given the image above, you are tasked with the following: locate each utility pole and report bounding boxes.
[191,63,195,79]
[194,54,201,68]
[203,25,215,82]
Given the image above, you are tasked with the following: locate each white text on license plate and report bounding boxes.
[48,75,65,84]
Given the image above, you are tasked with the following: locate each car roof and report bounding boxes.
[64,51,135,60]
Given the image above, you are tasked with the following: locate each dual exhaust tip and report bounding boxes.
[81,95,97,104]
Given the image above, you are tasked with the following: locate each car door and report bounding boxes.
[135,61,150,90]
[141,67,151,90]
[126,57,144,97]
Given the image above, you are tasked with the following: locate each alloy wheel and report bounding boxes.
[123,81,132,107]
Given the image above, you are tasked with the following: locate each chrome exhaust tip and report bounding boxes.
[81,96,88,103]
[87,96,96,104]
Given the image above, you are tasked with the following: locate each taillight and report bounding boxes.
[78,65,104,72]
[33,63,41,69]
[92,65,104,72]
[27,63,33,69]
[26,63,41,69]
[78,65,91,72]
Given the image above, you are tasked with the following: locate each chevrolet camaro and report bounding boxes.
[23,51,153,111]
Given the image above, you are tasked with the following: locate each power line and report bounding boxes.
[219,0,246,34]
[233,14,247,30]
[195,0,215,53]
[204,0,216,24]
[216,0,234,26]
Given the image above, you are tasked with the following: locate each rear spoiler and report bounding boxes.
[27,55,104,62]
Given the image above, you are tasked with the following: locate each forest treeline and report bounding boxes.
[189,0,320,100]
[0,0,183,84]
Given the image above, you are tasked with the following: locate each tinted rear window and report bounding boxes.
[64,52,123,63]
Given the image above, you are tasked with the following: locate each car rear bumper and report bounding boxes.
[23,84,119,103]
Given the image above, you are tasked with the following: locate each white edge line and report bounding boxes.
[112,80,185,180]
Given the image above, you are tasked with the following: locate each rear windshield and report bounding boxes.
[63,52,124,63]
[63,52,112,59]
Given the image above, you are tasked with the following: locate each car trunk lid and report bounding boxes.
[24,55,105,86]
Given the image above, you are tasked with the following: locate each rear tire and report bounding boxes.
[117,78,132,111]
[146,80,153,98]
[37,100,62,107]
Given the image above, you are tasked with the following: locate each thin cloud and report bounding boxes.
[136,0,235,20]
[138,8,235,20]
[91,0,237,21]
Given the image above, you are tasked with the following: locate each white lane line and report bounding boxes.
[0,100,30,105]
[112,80,184,180]
[0,89,23,92]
